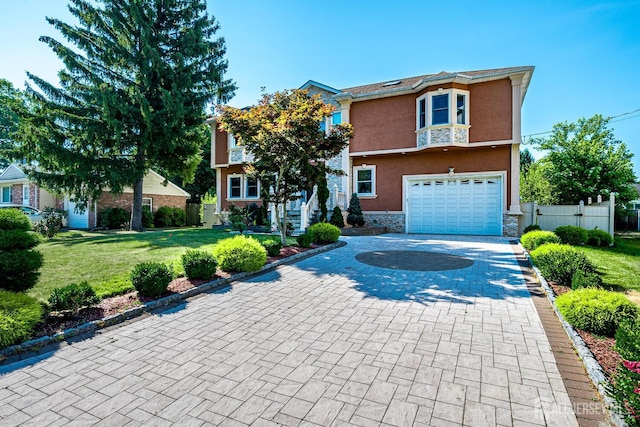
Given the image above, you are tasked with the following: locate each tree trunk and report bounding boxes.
[281,203,288,246]
[130,176,144,231]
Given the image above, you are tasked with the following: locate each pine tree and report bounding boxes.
[347,193,365,227]
[13,0,235,230]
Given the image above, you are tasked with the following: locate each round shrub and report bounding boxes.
[556,288,638,336]
[296,232,313,248]
[0,229,41,251]
[570,269,602,290]
[529,243,596,286]
[587,229,613,247]
[99,207,130,229]
[523,224,541,234]
[261,239,283,257]
[0,208,31,231]
[0,290,44,348]
[308,222,341,243]
[171,207,186,227]
[615,317,640,361]
[48,281,100,314]
[520,230,561,251]
[213,235,267,272]
[554,225,588,246]
[131,262,173,297]
[154,206,174,228]
[181,249,217,280]
[329,206,345,228]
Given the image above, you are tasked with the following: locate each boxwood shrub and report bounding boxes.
[0,290,44,348]
[529,243,596,286]
[587,229,613,247]
[131,262,173,297]
[520,230,561,251]
[556,288,638,336]
[296,232,313,248]
[554,225,588,246]
[308,222,340,243]
[49,281,100,314]
[261,239,283,257]
[570,269,602,290]
[523,224,541,234]
[181,249,217,280]
[213,235,267,272]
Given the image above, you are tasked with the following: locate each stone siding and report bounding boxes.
[430,128,451,144]
[503,214,519,237]
[363,213,405,233]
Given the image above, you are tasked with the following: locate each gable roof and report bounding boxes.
[0,163,28,182]
[299,80,341,94]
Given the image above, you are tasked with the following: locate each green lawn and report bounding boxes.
[29,228,291,302]
[581,236,640,293]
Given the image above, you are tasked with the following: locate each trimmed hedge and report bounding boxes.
[556,288,638,336]
[308,223,340,243]
[213,235,267,273]
[570,269,602,290]
[49,281,100,314]
[181,249,217,280]
[131,262,173,297]
[154,206,186,228]
[587,229,613,247]
[554,225,588,246]
[0,290,44,348]
[261,239,283,257]
[520,230,561,251]
[529,243,597,286]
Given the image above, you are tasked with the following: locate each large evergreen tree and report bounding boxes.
[0,79,27,169]
[13,0,235,230]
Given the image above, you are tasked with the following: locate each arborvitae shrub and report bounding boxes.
[556,288,638,336]
[181,249,217,280]
[520,230,561,251]
[329,206,345,228]
[213,235,267,272]
[346,193,365,227]
[308,223,340,243]
[0,290,44,348]
[131,262,173,297]
[48,281,100,314]
[554,225,588,246]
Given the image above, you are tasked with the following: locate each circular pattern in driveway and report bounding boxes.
[355,250,474,271]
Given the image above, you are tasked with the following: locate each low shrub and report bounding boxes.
[48,281,100,314]
[99,207,130,229]
[0,208,31,231]
[0,222,43,292]
[556,288,638,336]
[530,243,596,286]
[131,262,173,297]
[171,207,186,227]
[587,229,613,247]
[34,209,65,239]
[308,222,340,243]
[554,225,588,246]
[606,362,640,427]
[213,235,267,272]
[181,249,217,280]
[261,239,283,257]
[570,270,602,290]
[329,206,345,228]
[523,224,541,233]
[154,206,174,228]
[520,230,561,251]
[0,290,44,348]
[0,229,40,251]
[615,318,640,361]
[142,206,154,229]
[296,232,313,248]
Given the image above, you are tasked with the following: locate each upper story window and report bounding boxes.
[228,174,260,200]
[457,94,466,124]
[416,89,470,129]
[354,165,376,197]
[431,94,449,125]
[228,133,238,148]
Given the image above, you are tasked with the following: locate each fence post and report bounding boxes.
[532,201,538,226]
[578,200,585,228]
[609,193,615,238]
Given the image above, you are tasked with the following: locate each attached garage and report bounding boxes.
[406,174,503,235]
[66,199,90,229]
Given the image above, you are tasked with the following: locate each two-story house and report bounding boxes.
[209,65,534,237]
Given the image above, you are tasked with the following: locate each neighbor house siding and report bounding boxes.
[352,145,511,212]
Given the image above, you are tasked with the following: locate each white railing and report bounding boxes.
[300,185,318,231]
[520,194,615,235]
[329,184,347,210]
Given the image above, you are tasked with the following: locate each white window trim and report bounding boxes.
[353,165,377,198]
[142,197,153,211]
[227,174,260,201]
[416,88,470,129]
[245,176,260,200]
[228,133,238,148]
[23,185,30,204]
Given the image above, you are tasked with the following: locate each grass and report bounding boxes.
[29,228,294,302]
[581,236,640,293]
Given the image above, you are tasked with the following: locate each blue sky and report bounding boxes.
[2,0,639,175]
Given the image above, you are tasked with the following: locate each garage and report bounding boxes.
[66,199,89,229]
[406,175,502,235]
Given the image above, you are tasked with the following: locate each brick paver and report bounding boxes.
[0,234,581,426]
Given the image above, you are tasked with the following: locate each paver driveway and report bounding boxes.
[0,234,579,426]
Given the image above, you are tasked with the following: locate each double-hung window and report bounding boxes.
[1,186,11,203]
[229,176,242,199]
[431,94,449,125]
[228,175,260,200]
[246,176,259,199]
[354,166,376,197]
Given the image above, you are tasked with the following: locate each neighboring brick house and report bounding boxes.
[0,163,64,211]
[209,66,534,237]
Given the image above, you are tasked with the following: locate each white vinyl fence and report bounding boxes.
[520,194,615,235]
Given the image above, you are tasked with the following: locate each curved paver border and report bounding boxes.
[520,243,628,427]
[0,240,346,364]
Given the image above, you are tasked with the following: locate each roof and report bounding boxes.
[0,163,28,181]
[299,80,341,94]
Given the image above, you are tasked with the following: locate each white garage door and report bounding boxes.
[407,176,502,235]
[67,200,89,229]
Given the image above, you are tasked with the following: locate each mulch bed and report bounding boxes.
[31,244,318,341]
[548,282,622,379]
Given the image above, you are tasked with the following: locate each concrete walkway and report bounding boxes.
[0,235,580,426]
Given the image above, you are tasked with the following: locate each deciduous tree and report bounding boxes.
[12,0,235,230]
[218,89,353,245]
